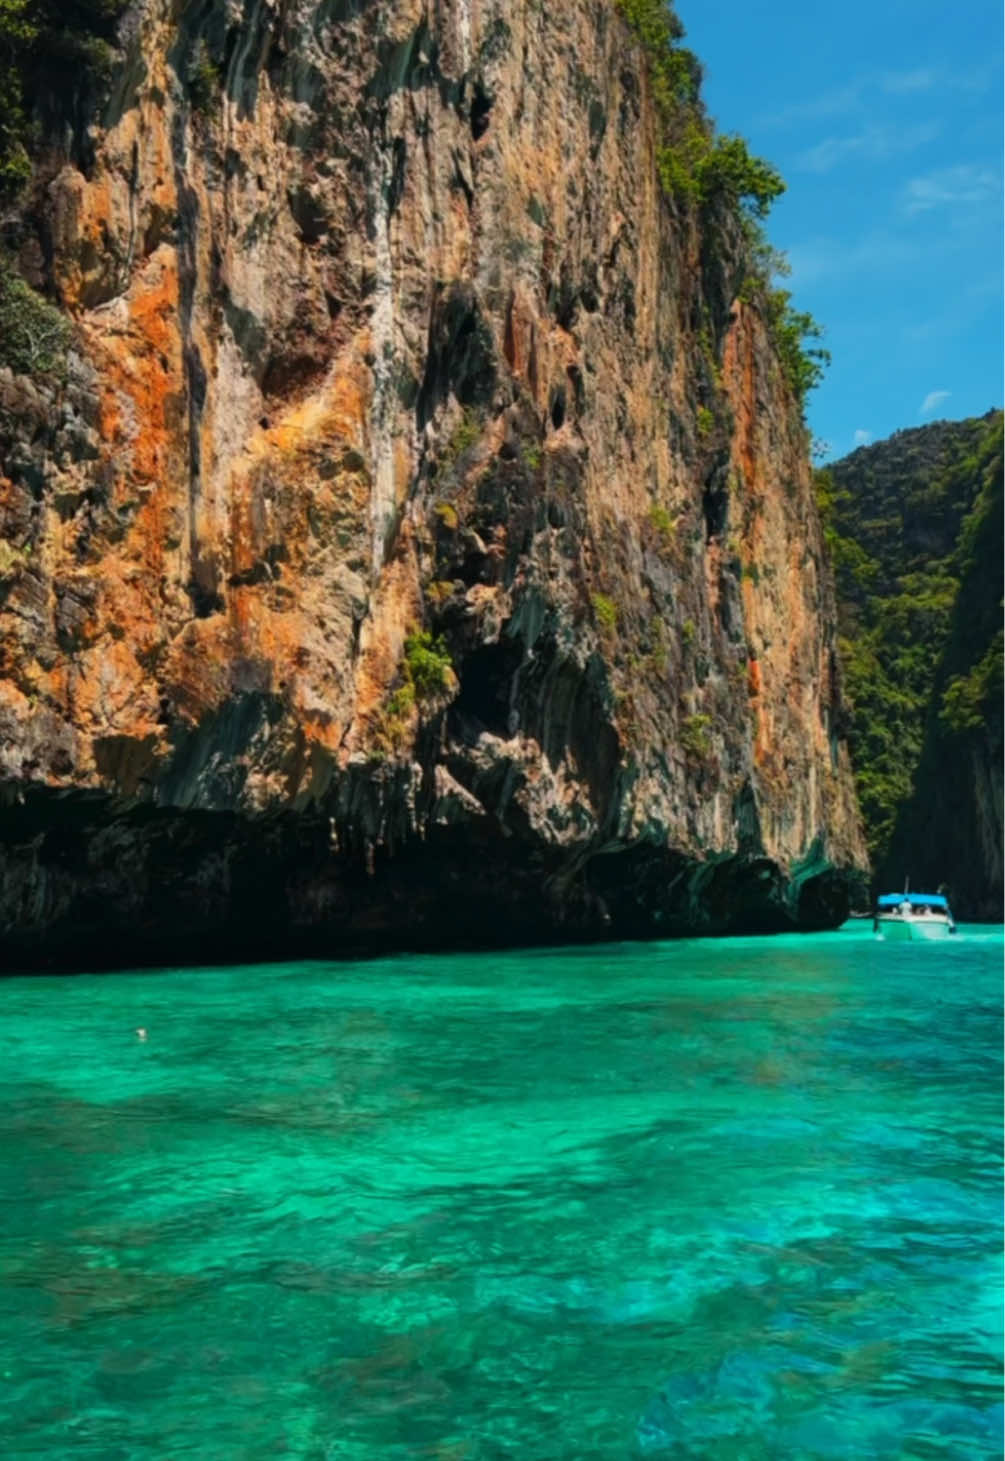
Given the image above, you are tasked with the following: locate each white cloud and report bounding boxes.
[904,274,1005,342]
[875,64,991,96]
[903,164,1001,214]
[920,390,951,416]
[880,68,937,95]
[795,122,940,174]
[853,429,873,446]
[757,82,862,128]
[787,231,924,286]
[757,66,990,129]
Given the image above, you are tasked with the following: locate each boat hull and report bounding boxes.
[875,916,954,941]
[904,919,954,940]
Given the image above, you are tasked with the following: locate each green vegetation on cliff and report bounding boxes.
[368,631,455,759]
[0,0,127,201]
[615,0,826,411]
[758,283,830,405]
[615,0,783,217]
[0,254,71,373]
[404,630,454,700]
[0,1,34,195]
[817,411,1003,912]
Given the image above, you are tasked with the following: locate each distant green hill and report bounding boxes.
[817,411,1003,919]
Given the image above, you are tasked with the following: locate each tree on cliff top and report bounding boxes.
[615,0,823,412]
[616,0,784,219]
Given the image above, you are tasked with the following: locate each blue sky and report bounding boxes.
[678,0,1003,459]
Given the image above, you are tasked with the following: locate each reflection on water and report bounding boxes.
[1,926,1001,1458]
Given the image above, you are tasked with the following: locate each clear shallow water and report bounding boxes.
[1,925,1001,1460]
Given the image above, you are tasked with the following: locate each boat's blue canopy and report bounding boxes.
[877,892,949,908]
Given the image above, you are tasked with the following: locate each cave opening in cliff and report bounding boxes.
[450,642,524,739]
[469,81,493,140]
[702,469,730,541]
[550,385,566,431]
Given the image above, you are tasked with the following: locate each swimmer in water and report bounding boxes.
[135,1027,147,1042]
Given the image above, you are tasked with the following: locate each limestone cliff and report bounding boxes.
[0,0,866,968]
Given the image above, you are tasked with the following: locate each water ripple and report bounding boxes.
[0,926,1001,1457]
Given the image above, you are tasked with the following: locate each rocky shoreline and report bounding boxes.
[1,780,863,971]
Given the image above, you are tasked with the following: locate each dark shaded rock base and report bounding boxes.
[1,789,863,973]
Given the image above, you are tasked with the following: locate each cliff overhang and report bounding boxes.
[0,781,864,971]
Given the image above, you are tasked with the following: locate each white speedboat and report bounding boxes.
[874,892,956,940]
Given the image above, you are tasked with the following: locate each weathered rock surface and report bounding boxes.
[0,0,866,968]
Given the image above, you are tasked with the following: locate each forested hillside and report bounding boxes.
[818,411,1003,917]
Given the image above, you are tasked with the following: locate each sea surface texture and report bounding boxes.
[2,926,1002,1459]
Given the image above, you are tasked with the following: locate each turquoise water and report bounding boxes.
[1,925,1001,1459]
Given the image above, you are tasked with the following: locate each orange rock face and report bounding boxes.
[0,0,865,966]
